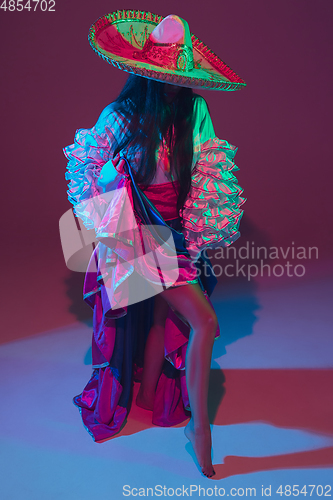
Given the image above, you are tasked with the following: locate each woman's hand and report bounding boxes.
[97,159,118,187]
[97,154,127,189]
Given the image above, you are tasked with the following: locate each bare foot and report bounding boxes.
[136,386,154,411]
[184,419,215,478]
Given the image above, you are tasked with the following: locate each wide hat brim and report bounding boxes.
[88,10,246,91]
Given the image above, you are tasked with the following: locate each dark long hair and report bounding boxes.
[112,74,197,214]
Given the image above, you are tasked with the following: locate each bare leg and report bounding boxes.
[161,283,218,478]
[136,295,169,410]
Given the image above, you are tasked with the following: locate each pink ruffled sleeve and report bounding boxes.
[63,104,124,229]
[182,97,246,261]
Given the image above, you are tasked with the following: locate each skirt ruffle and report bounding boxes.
[74,286,194,442]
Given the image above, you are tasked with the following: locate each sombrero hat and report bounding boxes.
[88,10,246,91]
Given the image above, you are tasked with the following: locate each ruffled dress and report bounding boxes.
[63,95,246,442]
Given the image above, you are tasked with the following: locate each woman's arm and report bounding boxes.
[63,104,123,205]
[183,96,246,261]
[63,104,123,229]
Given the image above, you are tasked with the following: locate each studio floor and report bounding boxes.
[1,268,332,499]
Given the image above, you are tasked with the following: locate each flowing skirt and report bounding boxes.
[73,180,220,442]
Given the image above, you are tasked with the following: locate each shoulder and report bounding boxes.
[192,94,210,117]
[192,94,213,127]
[96,102,120,125]
[192,94,212,129]
[95,102,128,137]
[192,94,215,142]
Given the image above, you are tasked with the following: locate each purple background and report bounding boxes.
[1,0,332,342]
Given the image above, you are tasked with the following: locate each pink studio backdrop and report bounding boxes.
[1,0,332,343]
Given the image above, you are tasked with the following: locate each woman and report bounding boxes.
[64,11,246,478]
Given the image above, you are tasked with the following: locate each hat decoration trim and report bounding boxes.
[88,10,246,91]
[135,39,194,72]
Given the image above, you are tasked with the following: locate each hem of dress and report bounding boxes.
[97,233,134,247]
[83,286,102,301]
[166,278,199,289]
[76,404,96,442]
[92,362,109,369]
